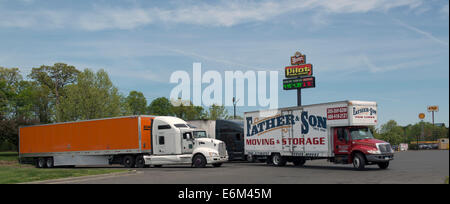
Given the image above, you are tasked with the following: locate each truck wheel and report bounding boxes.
[246,155,256,163]
[353,153,366,170]
[36,158,47,168]
[46,157,54,168]
[272,154,286,167]
[123,155,136,168]
[135,156,146,168]
[377,162,389,169]
[212,163,222,167]
[192,154,207,168]
[293,158,306,167]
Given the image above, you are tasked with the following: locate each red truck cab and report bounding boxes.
[333,126,394,170]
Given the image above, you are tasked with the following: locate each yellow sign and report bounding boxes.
[427,106,439,112]
[285,64,313,78]
[418,113,425,119]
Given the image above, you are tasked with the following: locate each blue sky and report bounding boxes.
[0,0,448,127]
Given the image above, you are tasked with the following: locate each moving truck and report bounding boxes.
[244,101,394,170]
[187,120,245,160]
[19,116,228,168]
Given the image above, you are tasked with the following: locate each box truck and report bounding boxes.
[187,120,245,160]
[19,116,228,168]
[244,101,394,170]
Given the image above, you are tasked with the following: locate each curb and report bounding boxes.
[20,170,139,184]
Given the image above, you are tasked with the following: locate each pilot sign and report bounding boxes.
[285,64,313,78]
[284,50,316,106]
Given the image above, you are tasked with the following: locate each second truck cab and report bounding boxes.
[144,116,228,167]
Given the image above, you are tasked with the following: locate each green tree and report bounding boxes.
[59,69,122,121]
[148,97,174,116]
[126,91,147,115]
[29,63,80,122]
[0,78,11,116]
[171,98,205,120]
[206,104,229,120]
[30,84,52,123]
[0,67,22,118]
[377,120,405,145]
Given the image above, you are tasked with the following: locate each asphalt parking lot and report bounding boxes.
[42,150,448,184]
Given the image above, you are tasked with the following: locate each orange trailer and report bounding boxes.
[19,116,154,168]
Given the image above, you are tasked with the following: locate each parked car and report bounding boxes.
[419,144,432,150]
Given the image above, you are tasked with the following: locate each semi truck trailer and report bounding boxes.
[19,116,228,168]
[244,100,394,170]
[187,120,245,160]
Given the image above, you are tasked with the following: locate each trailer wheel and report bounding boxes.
[36,158,47,168]
[353,153,366,170]
[135,156,146,168]
[272,154,286,167]
[377,162,389,170]
[192,154,207,168]
[46,157,54,168]
[123,155,136,168]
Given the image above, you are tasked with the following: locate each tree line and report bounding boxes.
[0,63,234,150]
[372,120,448,146]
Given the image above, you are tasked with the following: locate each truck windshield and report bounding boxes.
[349,127,374,140]
[193,131,207,138]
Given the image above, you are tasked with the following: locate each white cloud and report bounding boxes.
[393,18,449,47]
[0,0,427,30]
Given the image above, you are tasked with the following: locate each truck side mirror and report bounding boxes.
[187,133,194,140]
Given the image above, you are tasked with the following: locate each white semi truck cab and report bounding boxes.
[143,116,228,167]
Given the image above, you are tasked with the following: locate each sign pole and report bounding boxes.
[427,105,439,126]
[297,89,301,106]
[418,113,425,150]
[432,111,434,126]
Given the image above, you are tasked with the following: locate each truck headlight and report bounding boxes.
[367,149,381,154]
[209,152,219,157]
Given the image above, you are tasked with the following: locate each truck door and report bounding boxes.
[333,127,351,155]
[181,131,194,154]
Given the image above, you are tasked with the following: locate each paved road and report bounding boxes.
[54,150,448,184]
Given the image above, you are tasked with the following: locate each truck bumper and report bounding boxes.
[366,154,394,163]
[208,156,228,164]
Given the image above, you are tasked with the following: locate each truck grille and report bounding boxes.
[378,144,392,153]
[219,142,226,157]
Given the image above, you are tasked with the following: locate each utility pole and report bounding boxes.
[232,97,239,120]
[297,89,301,106]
